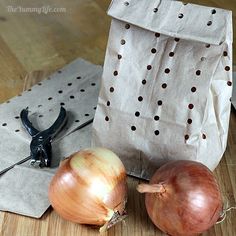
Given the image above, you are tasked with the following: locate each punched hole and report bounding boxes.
[207,21,212,26]
[121,39,126,45]
[154,130,160,135]
[211,9,216,14]
[178,13,184,19]
[153,8,158,13]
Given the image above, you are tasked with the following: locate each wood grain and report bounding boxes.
[0,0,235,235]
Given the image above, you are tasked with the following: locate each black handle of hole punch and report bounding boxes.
[20,108,39,137]
[43,106,67,139]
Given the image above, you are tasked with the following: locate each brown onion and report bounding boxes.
[49,148,127,231]
[137,160,222,236]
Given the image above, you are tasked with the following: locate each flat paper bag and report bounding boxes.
[92,0,233,180]
[0,58,102,218]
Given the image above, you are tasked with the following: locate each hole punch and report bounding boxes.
[20,106,67,168]
[48,97,53,100]
[178,13,184,19]
[105,116,109,121]
[135,111,140,117]
[80,89,85,92]
[15,129,20,132]
[124,1,129,6]
[85,114,89,117]
[70,95,75,99]
[91,83,96,86]
[15,116,20,119]
[58,90,63,94]
[107,101,110,106]
[131,126,136,131]
[68,83,72,86]
[155,33,160,37]
[157,100,162,106]
[187,119,192,124]
[118,54,122,59]
[2,123,7,126]
[60,102,65,106]
[77,76,81,79]
[147,65,152,70]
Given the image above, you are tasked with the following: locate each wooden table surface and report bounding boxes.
[0,0,235,235]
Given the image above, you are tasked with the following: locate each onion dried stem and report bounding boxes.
[137,183,165,194]
[216,206,236,224]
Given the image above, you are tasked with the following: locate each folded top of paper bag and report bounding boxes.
[108,0,232,45]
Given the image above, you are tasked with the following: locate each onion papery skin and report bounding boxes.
[142,160,222,236]
[49,148,127,226]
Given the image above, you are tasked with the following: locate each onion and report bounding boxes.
[49,147,127,231]
[137,160,222,236]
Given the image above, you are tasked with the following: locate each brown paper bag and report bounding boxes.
[92,0,233,179]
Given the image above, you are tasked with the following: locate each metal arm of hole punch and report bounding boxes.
[20,107,67,168]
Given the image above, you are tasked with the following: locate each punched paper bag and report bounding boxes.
[92,0,233,180]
